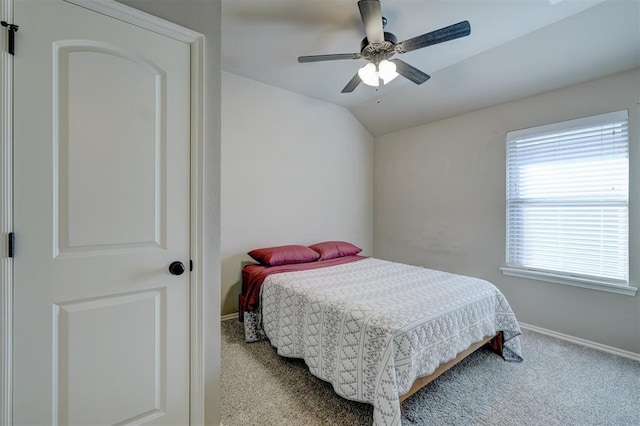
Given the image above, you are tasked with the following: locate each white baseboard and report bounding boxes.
[519,322,640,362]
[221,312,237,322]
[218,313,639,361]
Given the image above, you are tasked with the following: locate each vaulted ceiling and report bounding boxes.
[222,0,640,136]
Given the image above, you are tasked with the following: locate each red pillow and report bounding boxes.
[309,241,362,261]
[247,244,320,266]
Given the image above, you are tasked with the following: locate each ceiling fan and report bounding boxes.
[297,0,471,93]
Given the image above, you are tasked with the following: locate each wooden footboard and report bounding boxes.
[399,332,504,403]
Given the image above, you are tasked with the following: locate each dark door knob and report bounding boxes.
[169,261,185,276]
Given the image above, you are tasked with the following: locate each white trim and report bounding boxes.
[219,313,640,361]
[188,34,206,426]
[0,1,206,424]
[0,0,13,423]
[221,313,238,322]
[506,109,629,140]
[63,0,201,43]
[500,267,638,296]
[519,322,640,362]
[220,312,640,362]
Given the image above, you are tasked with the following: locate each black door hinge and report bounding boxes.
[189,259,193,271]
[8,232,15,258]
[1,21,19,55]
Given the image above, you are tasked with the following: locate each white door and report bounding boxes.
[13,0,191,424]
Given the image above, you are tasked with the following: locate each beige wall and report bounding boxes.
[221,72,374,316]
[374,69,640,353]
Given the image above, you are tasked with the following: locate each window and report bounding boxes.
[501,110,636,295]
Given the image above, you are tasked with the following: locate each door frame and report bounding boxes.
[0,0,207,423]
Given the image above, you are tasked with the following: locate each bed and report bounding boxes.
[239,246,522,426]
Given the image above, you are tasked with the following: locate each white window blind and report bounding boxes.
[505,110,629,286]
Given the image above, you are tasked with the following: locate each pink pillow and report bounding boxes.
[248,244,320,266]
[309,241,362,261]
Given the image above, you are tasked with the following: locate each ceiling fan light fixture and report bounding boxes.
[378,59,398,84]
[298,1,472,94]
[358,62,379,87]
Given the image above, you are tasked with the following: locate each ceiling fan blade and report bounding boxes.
[358,0,384,44]
[298,53,362,63]
[341,73,362,93]
[390,59,430,85]
[396,21,471,53]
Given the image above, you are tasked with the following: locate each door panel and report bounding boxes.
[55,289,166,424]
[13,1,191,424]
[56,42,165,253]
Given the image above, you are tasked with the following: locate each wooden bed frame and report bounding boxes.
[399,332,504,403]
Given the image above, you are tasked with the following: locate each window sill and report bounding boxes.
[499,267,638,296]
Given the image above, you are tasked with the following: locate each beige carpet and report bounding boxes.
[221,319,640,425]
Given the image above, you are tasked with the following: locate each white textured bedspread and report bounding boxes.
[259,258,523,426]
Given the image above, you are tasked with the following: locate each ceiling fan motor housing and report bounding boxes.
[360,31,397,61]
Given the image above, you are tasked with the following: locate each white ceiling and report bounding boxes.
[222,0,640,136]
